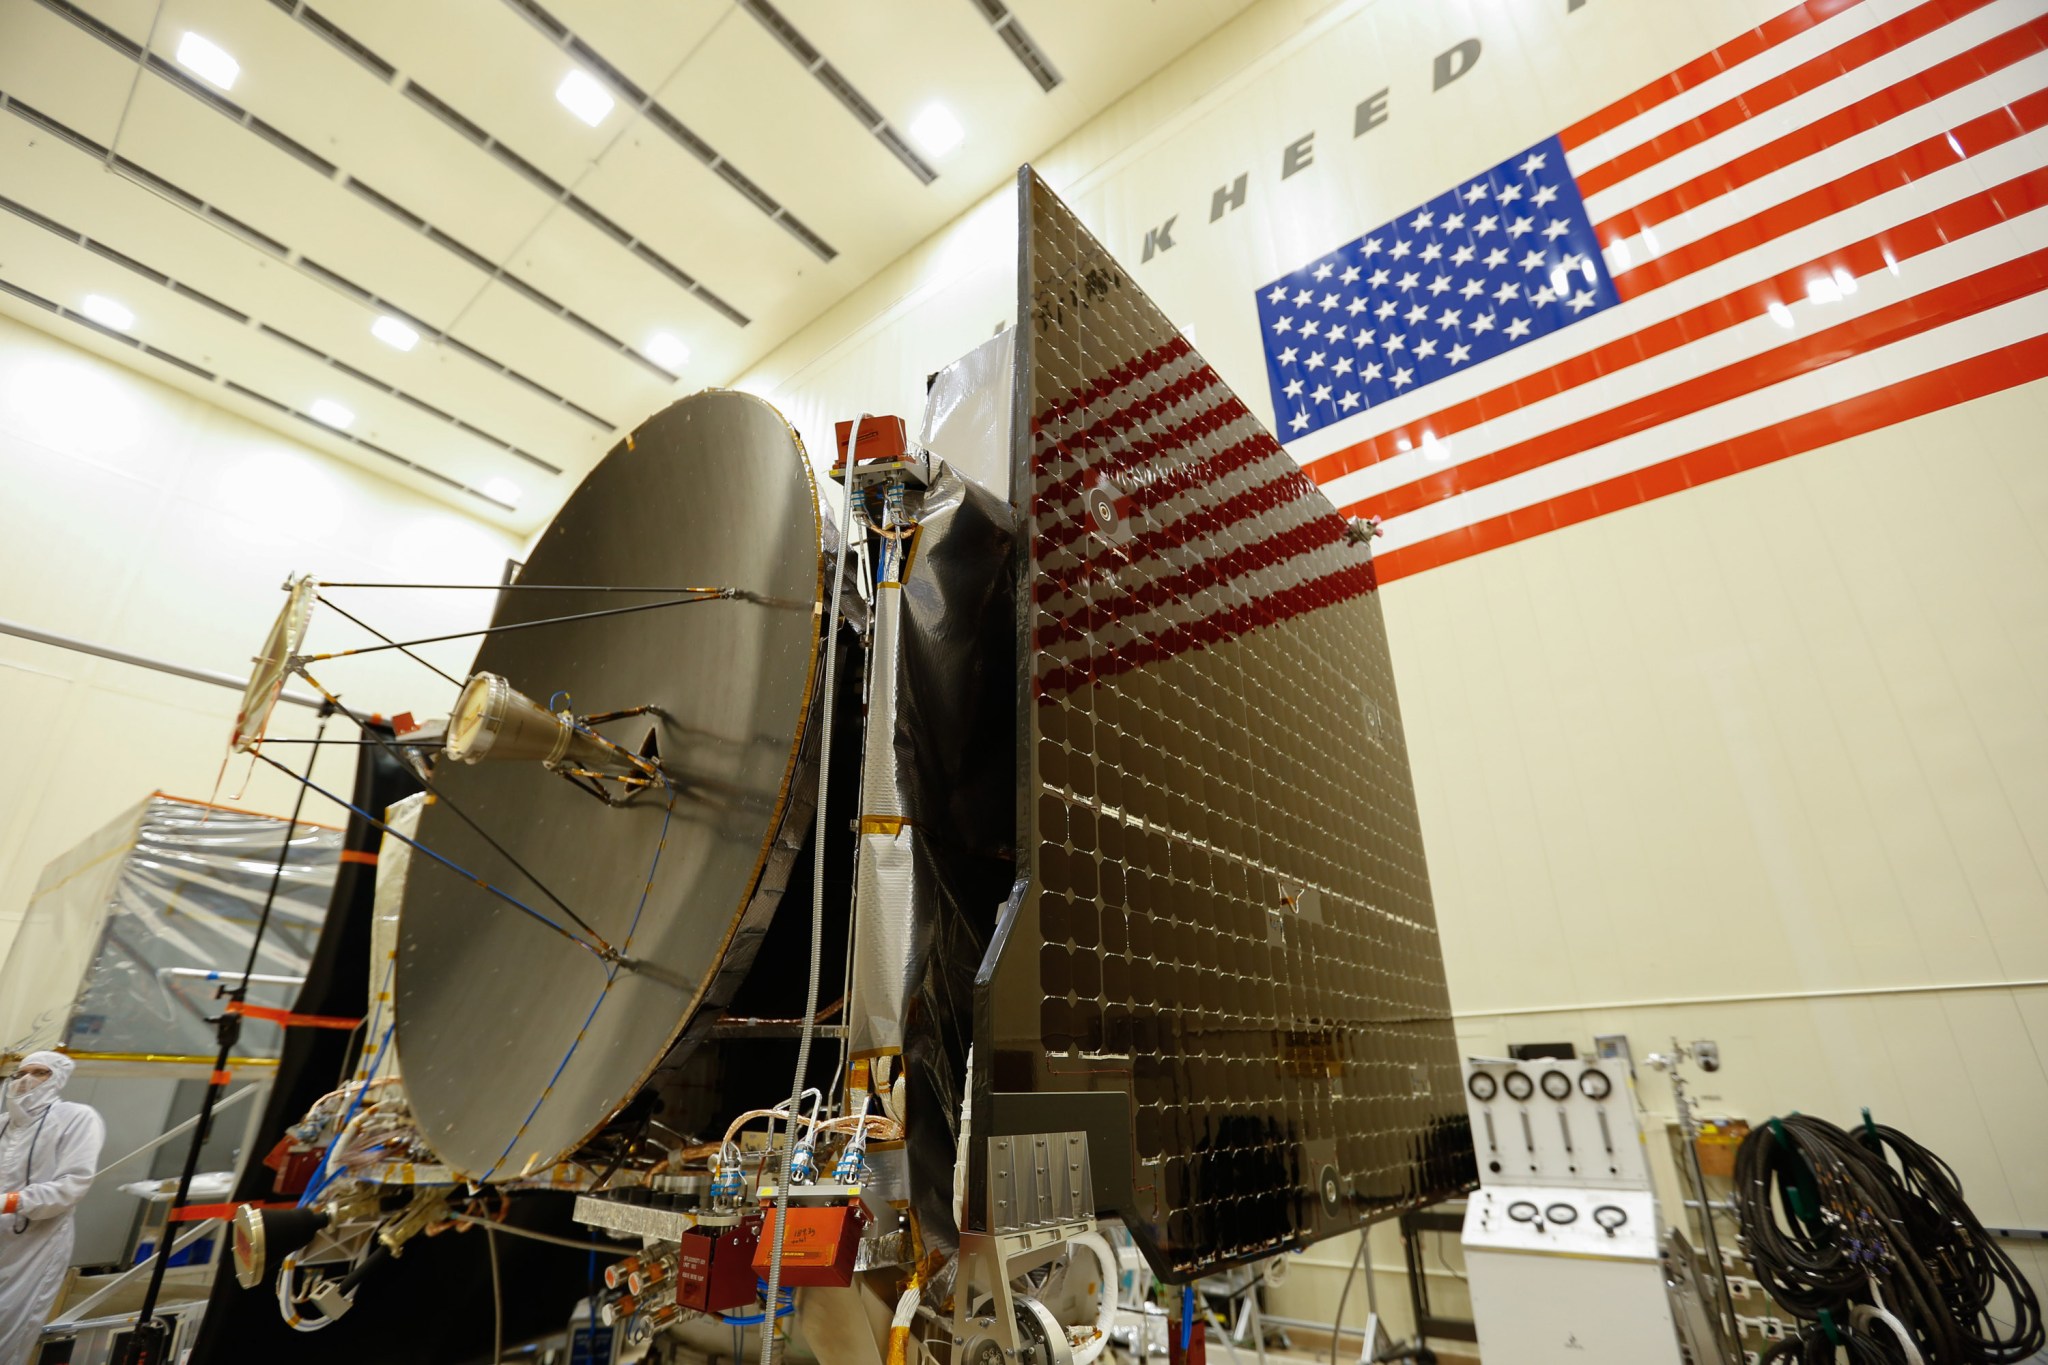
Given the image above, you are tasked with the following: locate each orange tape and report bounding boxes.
[210,1069,233,1086]
[226,1001,363,1031]
[168,1200,296,1223]
[339,848,379,865]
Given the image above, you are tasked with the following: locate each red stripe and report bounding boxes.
[1594,14,2048,243]
[1035,392,1254,516]
[1576,0,1997,196]
[1034,430,1283,573]
[1301,167,2048,485]
[1375,332,2048,582]
[1560,0,1866,150]
[1035,559,1381,696]
[1036,361,1221,478]
[1342,251,2048,525]
[1613,87,2048,298]
[1032,336,1193,435]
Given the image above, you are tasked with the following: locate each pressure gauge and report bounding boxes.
[1545,1203,1579,1225]
[1502,1069,1534,1102]
[1593,1205,1629,1234]
[1507,1201,1539,1224]
[1467,1071,1498,1102]
[1540,1070,1572,1101]
[1579,1069,1612,1100]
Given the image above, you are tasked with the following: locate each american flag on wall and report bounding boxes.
[1261,0,2048,583]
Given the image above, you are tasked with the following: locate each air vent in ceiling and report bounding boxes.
[968,0,1062,92]
[738,0,939,185]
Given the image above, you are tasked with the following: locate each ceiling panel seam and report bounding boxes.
[965,0,1063,92]
[494,0,840,260]
[0,273,516,509]
[0,190,564,475]
[736,0,939,184]
[0,90,621,433]
[29,0,713,377]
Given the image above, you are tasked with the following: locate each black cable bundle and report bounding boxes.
[1733,1112,2043,1364]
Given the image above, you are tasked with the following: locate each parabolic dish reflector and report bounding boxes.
[395,391,823,1179]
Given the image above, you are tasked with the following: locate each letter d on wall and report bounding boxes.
[1434,38,1481,90]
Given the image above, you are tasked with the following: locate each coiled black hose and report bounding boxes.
[1733,1113,2042,1364]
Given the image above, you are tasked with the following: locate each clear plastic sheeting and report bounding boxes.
[0,794,341,1060]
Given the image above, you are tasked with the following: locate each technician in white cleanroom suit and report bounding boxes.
[0,1051,104,1365]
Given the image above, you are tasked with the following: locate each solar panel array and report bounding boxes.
[978,169,1471,1279]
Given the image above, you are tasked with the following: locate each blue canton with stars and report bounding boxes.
[1254,137,1618,442]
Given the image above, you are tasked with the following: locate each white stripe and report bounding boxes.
[1564,0,1896,170]
[1579,0,2042,224]
[1319,201,2047,510]
[1376,291,2045,551]
[1596,53,2046,265]
[1284,124,2048,470]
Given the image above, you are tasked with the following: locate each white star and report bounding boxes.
[1410,209,1436,231]
[1471,312,1496,333]
[1464,182,1490,203]
[1559,251,1587,273]
[1426,274,1452,297]
[1443,212,1466,232]
[1504,317,1532,340]
[1497,183,1524,205]
[1384,333,1407,355]
[1313,262,1335,281]
[1311,383,1333,403]
[1448,342,1472,364]
[1368,268,1392,288]
[1353,328,1376,348]
[1459,278,1485,300]
[1567,288,1597,313]
[1360,235,1384,257]
[1396,270,1421,291]
[1289,410,1310,432]
[1451,244,1476,266]
[1391,366,1415,388]
[1340,265,1361,285]
[1300,320,1321,338]
[1376,300,1399,319]
[1519,249,1548,271]
[1305,351,1327,370]
[1421,241,1444,263]
[1508,216,1535,238]
[1278,346,1299,365]
[1519,150,1548,176]
[1328,324,1348,342]
[1272,316,1294,333]
[1405,303,1430,323]
[1473,214,1499,236]
[1284,377,1304,398]
[1390,239,1413,259]
[1415,337,1438,359]
[1483,247,1510,268]
[1542,219,1571,241]
[1319,292,1340,311]
[1361,360,1384,381]
[1437,307,1461,328]
[1333,355,1353,376]
[1346,297,1369,316]
[1338,390,1362,411]
[1295,288,1314,306]
[1493,281,1521,303]
[1533,184,1560,208]
[1267,284,1290,303]
[1532,284,1558,306]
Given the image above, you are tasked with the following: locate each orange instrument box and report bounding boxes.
[750,1202,868,1287]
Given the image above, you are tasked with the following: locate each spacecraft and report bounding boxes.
[213,170,1472,1364]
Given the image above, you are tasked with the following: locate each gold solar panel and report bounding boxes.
[973,169,1473,1280]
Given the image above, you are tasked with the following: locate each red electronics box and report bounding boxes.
[749,1202,868,1287]
[832,415,908,470]
[676,1215,763,1313]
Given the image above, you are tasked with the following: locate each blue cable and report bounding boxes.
[299,1020,395,1207]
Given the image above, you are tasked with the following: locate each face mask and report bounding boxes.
[11,1072,48,1097]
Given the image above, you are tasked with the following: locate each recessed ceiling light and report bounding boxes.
[647,332,690,371]
[309,399,355,430]
[176,32,240,91]
[371,315,420,351]
[555,70,614,128]
[79,295,134,331]
[908,103,964,157]
[483,477,523,507]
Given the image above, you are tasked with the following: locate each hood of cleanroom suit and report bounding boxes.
[1,1051,104,1365]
